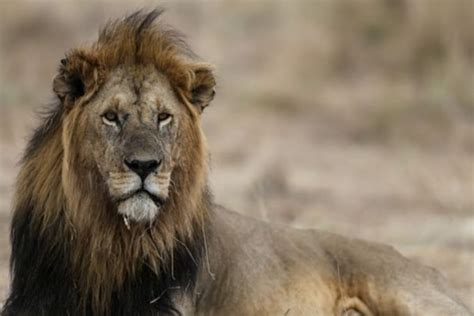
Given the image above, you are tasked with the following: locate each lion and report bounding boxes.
[1,9,471,316]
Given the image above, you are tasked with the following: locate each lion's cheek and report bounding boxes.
[92,143,123,177]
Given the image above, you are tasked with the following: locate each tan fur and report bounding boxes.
[192,210,471,315]
[9,10,472,316]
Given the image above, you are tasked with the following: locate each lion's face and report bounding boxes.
[49,17,216,224]
[77,66,189,222]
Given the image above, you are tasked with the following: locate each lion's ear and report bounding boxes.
[53,50,101,107]
[187,64,216,113]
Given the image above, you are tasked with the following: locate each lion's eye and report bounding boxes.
[158,113,172,129]
[102,111,119,126]
[158,113,171,122]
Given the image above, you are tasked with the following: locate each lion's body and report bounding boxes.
[193,208,470,315]
[1,9,471,316]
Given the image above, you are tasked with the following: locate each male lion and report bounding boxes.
[2,9,471,316]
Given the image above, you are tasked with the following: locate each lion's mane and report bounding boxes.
[3,10,213,315]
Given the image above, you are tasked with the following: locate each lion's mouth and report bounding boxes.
[117,189,166,208]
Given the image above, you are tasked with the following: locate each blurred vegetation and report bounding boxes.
[1,1,473,148]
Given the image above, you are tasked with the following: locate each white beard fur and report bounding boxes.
[117,192,160,223]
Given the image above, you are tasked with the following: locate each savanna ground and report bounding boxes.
[0,0,473,310]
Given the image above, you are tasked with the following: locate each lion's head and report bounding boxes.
[13,10,216,310]
[48,9,216,224]
[58,63,211,223]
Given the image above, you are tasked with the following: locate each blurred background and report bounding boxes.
[0,0,473,309]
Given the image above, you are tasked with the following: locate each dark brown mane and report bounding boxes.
[98,8,196,64]
[54,8,212,110]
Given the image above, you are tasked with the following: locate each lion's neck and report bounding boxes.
[69,189,211,313]
[13,189,211,314]
[15,148,213,314]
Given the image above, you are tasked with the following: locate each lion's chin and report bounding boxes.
[117,192,160,223]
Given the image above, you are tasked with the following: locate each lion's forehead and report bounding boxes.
[94,66,180,114]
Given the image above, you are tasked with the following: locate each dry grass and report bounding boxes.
[0,0,473,310]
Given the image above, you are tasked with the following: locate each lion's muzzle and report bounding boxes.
[107,156,170,223]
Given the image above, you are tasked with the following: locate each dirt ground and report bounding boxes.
[0,0,473,310]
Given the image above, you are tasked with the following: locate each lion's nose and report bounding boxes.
[124,159,160,180]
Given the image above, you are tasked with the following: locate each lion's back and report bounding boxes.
[196,207,471,315]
